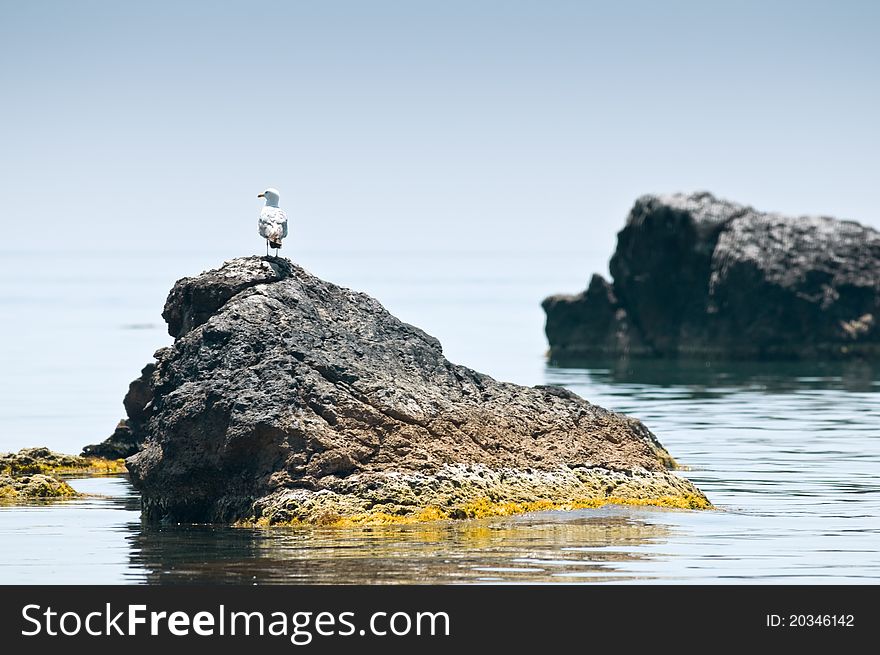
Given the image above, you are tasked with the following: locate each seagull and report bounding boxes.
[257,187,288,257]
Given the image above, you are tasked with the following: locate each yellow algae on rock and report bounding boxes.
[0,447,128,502]
[0,447,127,477]
[240,483,712,528]
[0,473,79,500]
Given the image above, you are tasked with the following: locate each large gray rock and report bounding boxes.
[120,257,707,524]
[543,192,880,360]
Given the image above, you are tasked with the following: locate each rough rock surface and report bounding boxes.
[123,257,707,525]
[543,192,880,360]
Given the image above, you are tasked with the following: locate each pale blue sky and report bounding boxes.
[1,0,878,262]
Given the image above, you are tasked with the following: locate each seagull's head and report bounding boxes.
[257,187,280,207]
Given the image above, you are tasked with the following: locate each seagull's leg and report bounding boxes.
[266,240,269,257]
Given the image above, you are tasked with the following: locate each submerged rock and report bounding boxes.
[543,192,880,360]
[0,474,77,499]
[123,256,708,525]
[0,447,126,476]
[0,447,126,500]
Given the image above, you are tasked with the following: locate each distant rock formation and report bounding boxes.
[543,192,880,360]
[114,256,707,525]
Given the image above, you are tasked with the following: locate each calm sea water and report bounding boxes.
[1,250,878,584]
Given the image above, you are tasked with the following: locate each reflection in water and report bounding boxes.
[2,360,879,584]
[547,357,879,394]
[0,477,141,584]
[129,511,672,584]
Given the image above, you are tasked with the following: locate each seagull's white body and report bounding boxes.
[257,187,288,255]
[258,205,288,244]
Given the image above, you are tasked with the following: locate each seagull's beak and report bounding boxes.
[257,192,265,198]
